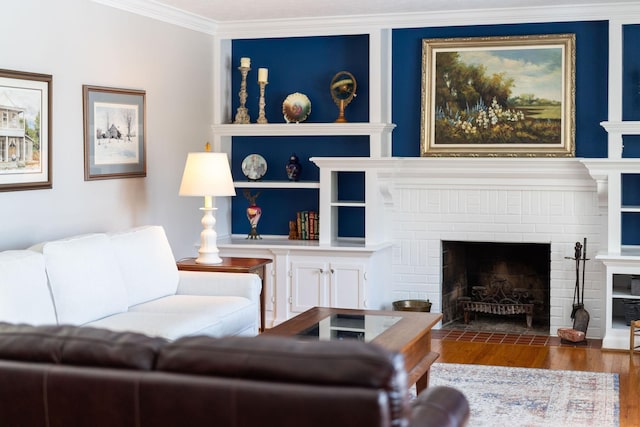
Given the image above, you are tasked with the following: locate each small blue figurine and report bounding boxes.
[286,153,302,181]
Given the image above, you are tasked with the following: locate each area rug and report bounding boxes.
[429,363,619,427]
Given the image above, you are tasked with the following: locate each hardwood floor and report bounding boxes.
[432,338,640,426]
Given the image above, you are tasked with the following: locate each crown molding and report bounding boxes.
[92,0,217,35]
[94,0,640,38]
[217,3,640,39]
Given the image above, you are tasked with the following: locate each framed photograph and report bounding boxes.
[83,85,146,180]
[421,34,575,157]
[0,69,52,192]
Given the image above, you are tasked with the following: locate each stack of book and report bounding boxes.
[293,211,319,240]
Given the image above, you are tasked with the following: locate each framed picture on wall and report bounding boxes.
[0,69,52,192]
[421,33,575,157]
[83,85,146,180]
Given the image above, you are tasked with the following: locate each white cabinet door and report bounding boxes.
[290,261,327,314]
[329,262,366,309]
[290,257,367,315]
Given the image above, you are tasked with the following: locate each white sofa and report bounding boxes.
[0,225,261,340]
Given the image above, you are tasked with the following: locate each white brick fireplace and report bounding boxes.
[374,157,605,338]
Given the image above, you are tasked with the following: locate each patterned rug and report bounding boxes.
[429,363,619,427]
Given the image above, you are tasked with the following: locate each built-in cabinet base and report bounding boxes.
[218,237,392,328]
[599,253,640,350]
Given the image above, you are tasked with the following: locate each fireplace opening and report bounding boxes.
[441,241,550,334]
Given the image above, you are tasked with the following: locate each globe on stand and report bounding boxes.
[330,71,357,123]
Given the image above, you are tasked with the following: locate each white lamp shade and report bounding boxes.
[179,152,236,197]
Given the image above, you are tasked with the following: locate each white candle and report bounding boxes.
[240,57,250,68]
[258,68,268,83]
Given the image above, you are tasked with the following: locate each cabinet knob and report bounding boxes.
[330,269,335,274]
[319,268,324,274]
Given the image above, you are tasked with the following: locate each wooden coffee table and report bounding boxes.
[262,306,442,393]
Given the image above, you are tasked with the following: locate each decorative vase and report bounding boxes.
[244,190,262,239]
[285,153,302,181]
[246,204,262,239]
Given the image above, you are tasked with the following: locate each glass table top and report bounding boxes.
[297,313,402,342]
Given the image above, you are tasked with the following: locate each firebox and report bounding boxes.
[441,241,551,332]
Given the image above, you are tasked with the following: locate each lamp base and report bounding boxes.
[195,206,223,265]
[195,252,222,265]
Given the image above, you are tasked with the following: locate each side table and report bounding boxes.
[176,257,272,332]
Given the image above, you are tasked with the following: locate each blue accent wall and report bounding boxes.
[231,35,370,236]
[392,21,609,158]
[228,21,640,240]
[232,35,370,124]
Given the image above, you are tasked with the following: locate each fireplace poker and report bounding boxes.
[568,241,583,319]
[581,237,587,306]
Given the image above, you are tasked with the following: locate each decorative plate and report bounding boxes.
[282,92,311,123]
[241,154,267,181]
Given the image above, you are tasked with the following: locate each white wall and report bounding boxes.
[0,0,216,258]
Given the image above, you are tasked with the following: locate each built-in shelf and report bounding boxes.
[233,180,320,189]
[331,201,366,207]
[600,121,640,135]
[212,122,395,137]
[621,205,640,212]
[612,290,640,299]
[612,316,629,329]
[218,235,392,251]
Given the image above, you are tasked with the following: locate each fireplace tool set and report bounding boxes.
[559,238,590,343]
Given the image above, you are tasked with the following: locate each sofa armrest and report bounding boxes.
[410,386,469,427]
[176,271,261,303]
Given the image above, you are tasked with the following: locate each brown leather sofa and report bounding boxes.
[0,323,469,427]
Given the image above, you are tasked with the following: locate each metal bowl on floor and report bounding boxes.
[392,299,432,312]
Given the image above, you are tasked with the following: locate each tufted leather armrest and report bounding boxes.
[410,386,470,427]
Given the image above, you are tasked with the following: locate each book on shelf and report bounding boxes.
[294,211,319,240]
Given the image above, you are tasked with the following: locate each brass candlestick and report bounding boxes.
[257,81,268,124]
[234,66,251,124]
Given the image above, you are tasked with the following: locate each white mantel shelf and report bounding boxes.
[310,157,596,191]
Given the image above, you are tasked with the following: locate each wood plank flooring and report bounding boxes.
[431,338,640,426]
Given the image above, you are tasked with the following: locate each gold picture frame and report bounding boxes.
[421,34,575,157]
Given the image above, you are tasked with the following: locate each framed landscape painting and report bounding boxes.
[83,85,146,180]
[0,69,52,192]
[421,34,575,157]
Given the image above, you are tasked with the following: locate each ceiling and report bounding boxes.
[150,0,639,22]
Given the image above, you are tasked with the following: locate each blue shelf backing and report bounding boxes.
[232,188,319,236]
[232,34,370,124]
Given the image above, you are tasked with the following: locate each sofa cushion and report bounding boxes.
[157,335,401,389]
[129,295,257,337]
[0,323,167,370]
[0,250,57,325]
[40,234,129,325]
[85,311,223,341]
[109,226,179,307]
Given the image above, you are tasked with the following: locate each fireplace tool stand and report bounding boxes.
[558,238,590,344]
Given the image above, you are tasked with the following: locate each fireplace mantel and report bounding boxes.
[313,157,597,191]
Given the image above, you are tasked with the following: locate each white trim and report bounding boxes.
[92,0,217,34]
[94,1,640,37]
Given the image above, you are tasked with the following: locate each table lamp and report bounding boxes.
[179,151,236,264]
